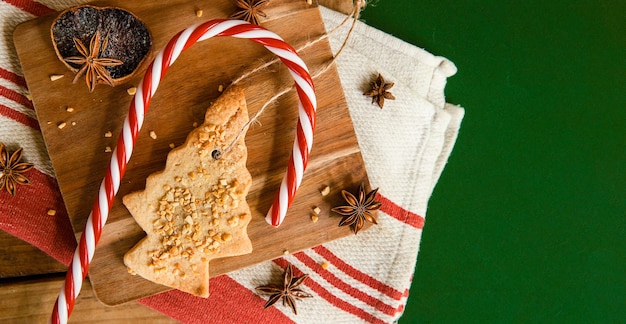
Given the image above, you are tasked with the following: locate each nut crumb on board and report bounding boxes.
[105,146,112,153]
[57,122,66,129]
[320,185,330,196]
[104,131,112,138]
[49,74,64,81]
[127,87,137,95]
[149,130,157,139]
[66,107,74,112]
[311,214,319,223]
[47,209,56,216]
[196,9,203,17]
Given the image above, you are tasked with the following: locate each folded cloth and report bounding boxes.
[0,2,463,323]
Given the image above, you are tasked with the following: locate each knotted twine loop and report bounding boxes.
[225,0,364,153]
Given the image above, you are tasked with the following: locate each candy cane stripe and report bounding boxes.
[51,19,316,323]
[85,219,95,260]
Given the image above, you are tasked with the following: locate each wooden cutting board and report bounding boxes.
[14,0,372,305]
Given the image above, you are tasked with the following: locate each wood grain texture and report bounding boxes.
[0,275,175,324]
[0,231,66,278]
[14,0,373,305]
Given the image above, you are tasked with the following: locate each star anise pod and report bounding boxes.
[63,31,123,92]
[364,73,395,109]
[255,264,313,315]
[0,142,34,196]
[230,0,270,25]
[331,183,381,234]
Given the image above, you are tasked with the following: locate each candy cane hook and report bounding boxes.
[50,19,316,324]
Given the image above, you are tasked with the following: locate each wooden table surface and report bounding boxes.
[0,1,356,323]
[0,231,177,323]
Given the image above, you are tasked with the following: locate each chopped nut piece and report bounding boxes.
[321,261,330,270]
[127,267,137,275]
[196,9,203,17]
[221,233,232,242]
[71,121,77,126]
[320,185,330,196]
[104,131,112,138]
[127,87,137,95]
[227,216,239,226]
[50,74,64,81]
[66,107,74,112]
[218,84,223,92]
[313,206,321,215]
[105,146,112,153]
[57,122,67,129]
[311,214,319,223]
[169,143,176,149]
[283,249,289,255]
[47,209,57,216]
[149,130,157,139]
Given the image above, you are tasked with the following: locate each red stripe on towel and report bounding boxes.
[0,85,34,109]
[139,275,294,324]
[3,0,54,16]
[0,104,39,130]
[0,67,28,88]
[293,251,397,316]
[377,193,425,229]
[274,258,387,324]
[313,245,404,300]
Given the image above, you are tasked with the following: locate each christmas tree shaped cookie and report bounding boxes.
[123,86,253,297]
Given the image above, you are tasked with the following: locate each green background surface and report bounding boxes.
[361,1,625,322]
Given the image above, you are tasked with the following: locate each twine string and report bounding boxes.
[224,1,364,153]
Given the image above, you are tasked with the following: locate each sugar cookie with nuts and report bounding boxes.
[123,86,252,297]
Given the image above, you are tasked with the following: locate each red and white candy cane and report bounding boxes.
[51,19,316,324]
